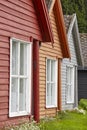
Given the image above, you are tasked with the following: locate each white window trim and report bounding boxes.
[46,58,58,108]
[66,66,75,104]
[9,38,32,117]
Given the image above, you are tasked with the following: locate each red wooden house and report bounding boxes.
[0,0,53,127]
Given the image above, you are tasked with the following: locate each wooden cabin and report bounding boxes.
[39,0,70,118]
[0,0,54,127]
[78,34,87,101]
[61,14,83,110]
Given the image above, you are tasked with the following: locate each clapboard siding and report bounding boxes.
[39,9,63,118]
[0,11,39,30]
[0,67,9,73]
[61,32,78,110]
[0,97,8,103]
[0,0,42,41]
[0,0,44,126]
[0,85,9,91]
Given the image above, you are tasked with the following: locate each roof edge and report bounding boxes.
[73,17,84,66]
[67,13,76,39]
[54,0,71,58]
[33,0,54,42]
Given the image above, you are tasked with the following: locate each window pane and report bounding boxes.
[51,83,55,105]
[19,78,26,111]
[12,41,18,75]
[46,59,57,107]
[20,43,27,75]
[70,68,73,84]
[66,67,70,83]
[47,83,51,105]
[11,78,18,112]
[47,59,50,81]
[66,67,74,103]
[51,60,55,82]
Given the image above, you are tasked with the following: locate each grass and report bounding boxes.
[40,111,87,130]
[2,109,87,130]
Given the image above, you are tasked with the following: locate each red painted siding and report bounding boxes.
[0,0,43,127]
[0,0,42,41]
[0,35,9,125]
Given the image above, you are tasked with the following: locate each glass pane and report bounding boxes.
[51,60,55,82]
[51,83,55,105]
[47,83,51,105]
[47,59,50,81]
[12,41,18,75]
[11,78,18,112]
[67,84,70,101]
[20,43,27,75]
[70,68,73,84]
[67,84,72,102]
[19,78,26,111]
[67,67,70,83]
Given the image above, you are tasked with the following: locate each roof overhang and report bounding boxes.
[33,0,54,43]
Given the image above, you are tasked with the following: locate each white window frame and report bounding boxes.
[9,38,32,117]
[46,58,58,108]
[66,66,74,104]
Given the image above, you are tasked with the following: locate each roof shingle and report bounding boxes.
[64,15,74,33]
[80,33,87,67]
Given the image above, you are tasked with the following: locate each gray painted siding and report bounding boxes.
[61,32,78,110]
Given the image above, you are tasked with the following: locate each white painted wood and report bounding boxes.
[9,38,32,117]
[61,13,83,110]
[46,58,58,108]
[61,30,78,110]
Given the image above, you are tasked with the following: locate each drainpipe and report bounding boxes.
[33,40,39,122]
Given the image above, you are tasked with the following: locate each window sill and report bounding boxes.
[9,111,30,117]
[46,105,57,109]
[66,102,74,104]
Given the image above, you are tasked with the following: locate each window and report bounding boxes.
[46,59,57,108]
[9,38,32,117]
[66,66,74,103]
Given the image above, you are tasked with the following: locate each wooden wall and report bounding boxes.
[39,9,63,118]
[0,36,9,124]
[0,0,42,41]
[61,32,78,110]
[0,0,42,126]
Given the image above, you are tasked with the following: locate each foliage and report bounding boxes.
[79,99,87,110]
[61,0,87,33]
[73,107,86,115]
[4,118,40,130]
[1,110,87,130]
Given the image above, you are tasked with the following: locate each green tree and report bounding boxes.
[61,0,87,33]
